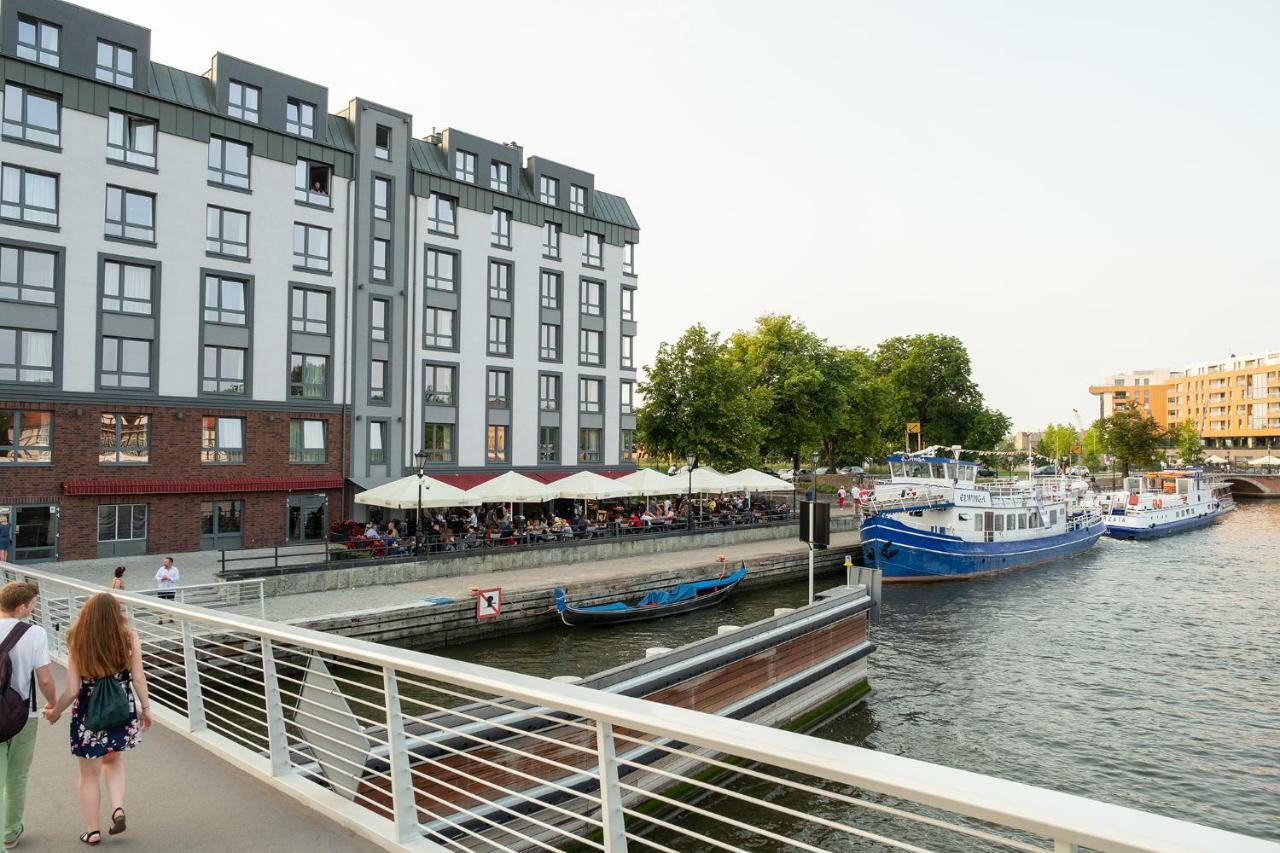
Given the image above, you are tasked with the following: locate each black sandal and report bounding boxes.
[79,831,100,845]
[108,807,126,835]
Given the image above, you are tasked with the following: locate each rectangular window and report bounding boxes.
[372,237,389,281]
[427,194,456,235]
[105,185,154,242]
[95,40,135,88]
[580,328,602,365]
[373,177,391,220]
[371,298,388,342]
[0,410,52,463]
[290,287,328,334]
[487,316,510,356]
[539,374,559,411]
[488,260,510,300]
[286,98,315,138]
[623,242,635,275]
[424,248,456,291]
[542,222,561,258]
[289,419,326,463]
[580,279,602,315]
[203,275,247,325]
[227,80,260,123]
[578,428,602,463]
[422,423,454,463]
[539,323,560,361]
[294,160,331,205]
[582,232,603,267]
[374,125,391,160]
[1,165,58,225]
[620,380,634,414]
[487,368,509,408]
[424,308,455,349]
[454,150,476,183]
[490,160,510,193]
[208,137,250,189]
[540,270,560,308]
[16,16,59,67]
[569,184,586,214]
[491,208,511,247]
[486,425,508,463]
[201,345,246,394]
[579,377,602,414]
[621,429,636,462]
[293,223,329,270]
[621,287,635,321]
[0,244,55,304]
[539,175,558,205]
[424,364,455,405]
[101,261,151,315]
[206,206,249,257]
[622,334,634,368]
[0,328,53,383]
[99,413,149,464]
[97,504,146,543]
[289,353,328,399]
[100,337,151,389]
[370,359,387,402]
[201,416,244,463]
[539,426,559,463]
[368,421,387,464]
[107,112,156,168]
[2,84,59,146]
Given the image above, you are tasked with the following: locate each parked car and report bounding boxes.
[1034,465,1059,476]
[1066,466,1091,477]
[814,467,829,475]
[976,467,996,478]
[836,466,864,475]
[777,469,794,481]
[759,467,782,478]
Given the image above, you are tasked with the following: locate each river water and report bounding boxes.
[414,500,1280,844]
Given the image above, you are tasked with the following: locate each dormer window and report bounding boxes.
[490,160,510,193]
[95,41,135,88]
[539,175,558,205]
[286,98,315,139]
[228,81,259,123]
[454,150,476,183]
[16,16,59,67]
[569,184,586,214]
[374,125,391,160]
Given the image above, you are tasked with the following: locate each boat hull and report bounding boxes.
[1105,504,1228,541]
[860,515,1104,581]
[560,583,740,625]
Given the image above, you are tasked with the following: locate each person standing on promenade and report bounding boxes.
[152,559,177,601]
[110,568,125,591]
[0,581,57,849]
[43,593,152,846]
[0,516,10,564]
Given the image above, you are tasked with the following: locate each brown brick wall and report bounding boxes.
[0,400,348,560]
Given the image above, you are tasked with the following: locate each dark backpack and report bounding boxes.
[0,622,34,742]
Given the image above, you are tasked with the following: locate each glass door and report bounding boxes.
[287,494,328,543]
[200,500,243,551]
[12,505,58,562]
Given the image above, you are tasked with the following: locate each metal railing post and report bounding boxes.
[180,620,207,732]
[258,580,266,620]
[259,637,291,776]
[381,666,420,844]
[595,720,629,851]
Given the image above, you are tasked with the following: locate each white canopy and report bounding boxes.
[1247,455,1280,467]
[462,471,559,503]
[681,465,735,494]
[721,468,795,492]
[354,474,471,509]
[554,470,636,499]
[615,468,682,495]
[1203,454,1228,465]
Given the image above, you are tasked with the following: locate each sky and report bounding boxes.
[95,0,1280,431]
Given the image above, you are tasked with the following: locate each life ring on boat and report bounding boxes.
[1153,498,1162,509]
[1127,494,1139,506]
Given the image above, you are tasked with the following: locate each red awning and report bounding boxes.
[63,476,344,496]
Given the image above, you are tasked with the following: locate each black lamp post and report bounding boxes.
[686,453,696,531]
[414,449,429,549]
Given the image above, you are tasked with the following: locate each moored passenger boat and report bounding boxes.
[1094,468,1234,540]
[860,449,1104,581]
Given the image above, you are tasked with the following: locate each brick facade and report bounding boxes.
[0,401,348,560]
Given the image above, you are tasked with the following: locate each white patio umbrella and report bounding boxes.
[615,468,682,495]
[462,471,559,503]
[1247,454,1280,467]
[555,470,636,499]
[721,468,794,492]
[1203,454,1228,465]
[685,466,734,494]
[354,474,471,509]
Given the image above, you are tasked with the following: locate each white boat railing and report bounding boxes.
[3,562,1274,853]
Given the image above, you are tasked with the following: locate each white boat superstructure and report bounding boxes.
[1093,469,1234,540]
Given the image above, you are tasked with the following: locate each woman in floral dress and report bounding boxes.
[44,593,153,845]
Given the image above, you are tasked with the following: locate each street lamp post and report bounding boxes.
[686,453,696,532]
[413,449,429,551]
[808,450,819,605]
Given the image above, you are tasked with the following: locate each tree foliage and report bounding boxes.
[1037,423,1078,466]
[1082,422,1106,469]
[1171,418,1203,465]
[1100,408,1165,475]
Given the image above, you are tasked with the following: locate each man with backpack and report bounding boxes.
[0,581,56,849]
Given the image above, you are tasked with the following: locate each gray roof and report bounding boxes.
[591,191,639,230]
[408,138,449,177]
[148,62,215,112]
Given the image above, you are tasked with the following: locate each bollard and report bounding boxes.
[552,675,583,683]
[773,607,796,617]
[870,567,883,624]
[645,647,672,659]
[844,555,854,589]
[716,625,741,635]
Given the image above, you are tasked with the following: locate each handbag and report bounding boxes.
[84,675,131,732]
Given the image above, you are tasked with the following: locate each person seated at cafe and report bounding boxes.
[640,508,655,527]
[439,527,457,551]
[574,515,591,538]
[386,519,401,539]
[466,508,479,527]
[382,530,405,556]
[462,526,478,549]
[628,511,643,529]
[363,520,379,538]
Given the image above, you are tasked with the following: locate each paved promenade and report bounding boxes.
[21,668,379,851]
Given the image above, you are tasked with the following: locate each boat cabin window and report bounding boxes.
[1049,509,1058,525]
[974,514,984,531]
[1017,514,1027,530]
[956,465,976,483]
[993,515,1004,532]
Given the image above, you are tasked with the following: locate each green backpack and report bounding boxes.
[84,676,130,732]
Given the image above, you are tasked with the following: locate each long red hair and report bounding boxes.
[67,593,131,680]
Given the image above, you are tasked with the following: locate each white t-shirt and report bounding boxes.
[0,618,51,719]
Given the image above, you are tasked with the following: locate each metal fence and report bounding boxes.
[135,578,267,619]
[4,563,1274,853]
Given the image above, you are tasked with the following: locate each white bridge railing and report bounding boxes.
[134,578,266,618]
[3,562,1275,853]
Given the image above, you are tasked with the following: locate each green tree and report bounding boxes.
[1082,422,1106,469]
[1171,418,1204,465]
[1103,408,1165,475]
[1037,423,1077,468]
[635,325,765,470]
[817,347,893,468]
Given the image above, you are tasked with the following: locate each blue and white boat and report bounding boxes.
[860,449,1104,581]
[1094,468,1234,541]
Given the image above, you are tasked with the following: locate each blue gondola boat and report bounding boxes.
[553,566,747,626]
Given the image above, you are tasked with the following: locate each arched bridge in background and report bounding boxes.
[1223,473,1280,498]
